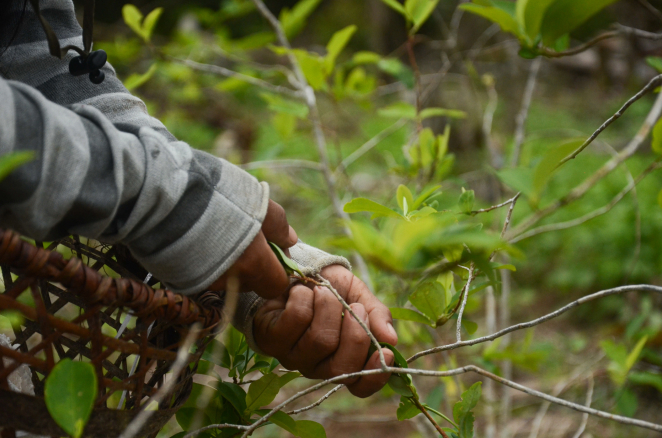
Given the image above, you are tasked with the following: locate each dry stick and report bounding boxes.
[286,384,344,415]
[314,275,386,368]
[169,57,302,99]
[408,284,662,362]
[511,57,541,167]
[119,325,200,438]
[571,375,595,438]
[511,161,662,243]
[240,159,323,172]
[506,89,662,241]
[249,0,373,289]
[558,74,662,167]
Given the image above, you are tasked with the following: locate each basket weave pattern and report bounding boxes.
[0,228,224,437]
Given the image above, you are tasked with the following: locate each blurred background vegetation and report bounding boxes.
[50,0,662,436]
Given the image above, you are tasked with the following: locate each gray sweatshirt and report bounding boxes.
[0,0,348,345]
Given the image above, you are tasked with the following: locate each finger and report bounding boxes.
[346,348,394,398]
[309,303,370,385]
[262,200,298,249]
[288,286,343,373]
[253,285,314,357]
[346,274,398,346]
[238,231,290,298]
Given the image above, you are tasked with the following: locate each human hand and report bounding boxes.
[210,200,297,299]
[252,265,398,398]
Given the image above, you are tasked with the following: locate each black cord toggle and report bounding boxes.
[68,49,107,84]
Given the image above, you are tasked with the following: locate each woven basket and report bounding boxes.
[0,228,225,438]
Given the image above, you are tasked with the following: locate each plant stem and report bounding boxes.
[411,396,449,438]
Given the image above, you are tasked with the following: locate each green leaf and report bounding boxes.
[122,4,144,40]
[409,282,447,322]
[406,0,441,34]
[412,185,442,210]
[459,4,521,38]
[629,371,662,393]
[396,396,420,420]
[246,373,281,412]
[280,0,322,38]
[379,0,408,17]
[458,189,475,213]
[378,102,417,119]
[295,50,327,90]
[325,25,357,74]
[344,198,405,219]
[279,371,301,389]
[269,241,304,277]
[377,58,415,89]
[540,0,620,46]
[390,307,433,326]
[496,167,534,198]
[531,139,583,204]
[260,92,309,119]
[625,336,648,372]
[420,107,467,119]
[397,185,415,214]
[457,411,475,438]
[652,118,662,155]
[0,151,34,182]
[452,382,482,423]
[272,113,297,140]
[647,56,662,73]
[216,381,247,415]
[516,0,557,42]
[388,374,414,397]
[142,7,163,43]
[658,189,662,209]
[295,420,327,438]
[353,51,382,64]
[257,410,298,435]
[461,319,478,335]
[616,388,638,417]
[124,63,157,91]
[44,359,97,438]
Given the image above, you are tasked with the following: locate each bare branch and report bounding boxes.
[511,161,662,243]
[539,31,619,58]
[170,57,303,99]
[636,0,662,23]
[558,75,662,167]
[407,285,662,362]
[500,192,520,239]
[286,384,344,415]
[571,375,594,438]
[119,325,200,438]
[240,159,323,172]
[512,58,541,167]
[505,89,662,240]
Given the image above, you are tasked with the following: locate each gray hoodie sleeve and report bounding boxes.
[0,76,269,295]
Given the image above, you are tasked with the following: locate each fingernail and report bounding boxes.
[288,226,298,246]
[387,323,397,340]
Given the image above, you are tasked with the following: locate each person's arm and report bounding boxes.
[0,76,273,295]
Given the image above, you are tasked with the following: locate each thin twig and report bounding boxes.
[182,423,251,438]
[336,119,408,173]
[455,265,476,342]
[511,58,541,167]
[539,31,618,58]
[511,161,662,243]
[411,396,449,438]
[169,57,303,99]
[506,89,662,240]
[286,384,344,415]
[558,75,662,167]
[119,325,200,438]
[469,193,520,216]
[636,0,662,23]
[571,375,594,438]
[500,192,520,239]
[407,285,662,362]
